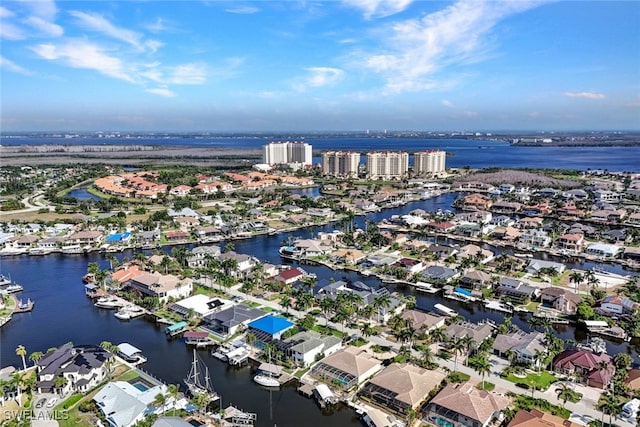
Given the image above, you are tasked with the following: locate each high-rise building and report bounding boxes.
[322,151,360,178]
[414,150,446,175]
[365,151,409,180]
[262,141,312,166]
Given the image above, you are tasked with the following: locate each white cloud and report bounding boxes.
[225,6,260,14]
[344,0,414,19]
[30,40,134,82]
[143,17,172,33]
[442,99,454,108]
[295,67,344,91]
[361,0,545,93]
[0,6,15,18]
[25,16,63,37]
[69,10,145,50]
[146,87,176,97]
[563,91,605,100]
[0,55,32,75]
[21,0,58,21]
[0,21,25,40]
[168,63,207,85]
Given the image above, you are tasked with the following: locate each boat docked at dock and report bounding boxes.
[279,245,305,261]
[184,349,218,401]
[412,281,439,294]
[94,296,123,309]
[165,321,188,338]
[1,284,23,294]
[114,304,145,320]
[14,298,34,313]
[433,303,457,317]
[484,300,513,314]
[61,245,84,254]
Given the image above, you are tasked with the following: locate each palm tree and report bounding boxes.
[360,323,375,338]
[451,337,467,372]
[318,297,334,326]
[28,351,43,367]
[373,294,392,323]
[598,391,620,427]
[555,383,579,405]
[15,345,27,371]
[420,346,435,368]
[569,271,584,293]
[429,327,447,349]
[279,295,292,314]
[469,354,491,389]
[153,392,167,414]
[167,384,180,416]
[53,375,67,396]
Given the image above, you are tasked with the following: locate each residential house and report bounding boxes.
[330,249,367,265]
[540,287,582,315]
[248,314,295,341]
[444,322,494,350]
[272,267,306,285]
[493,330,546,367]
[496,278,540,303]
[187,245,221,268]
[554,233,585,253]
[392,258,424,275]
[426,222,457,233]
[359,363,446,415]
[424,381,510,427]
[311,346,383,390]
[217,251,256,278]
[492,201,522,215]
[421,265,458,283]
[400,310,446,334]
[459,194,493,211]
[586,243,621,258]
[284,330,343,366]
[599,295,638,315]
[460,270,493,290]
[526,260,566,276]
[315,281,404,323]
[457,244,494,263]
[94,380,169,427]
[507,409,584,427]
[553,350,615,389]
[67,230,103,246]
[168,294,233,318]
[202,304,267,337]
[36,343,110,395]
[518,229,551,249]
[126,273,192,304]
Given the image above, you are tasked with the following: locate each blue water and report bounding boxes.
[66,188,102,201]
[3,136,639,171]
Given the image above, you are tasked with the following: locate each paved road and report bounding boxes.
[220,282,633,426]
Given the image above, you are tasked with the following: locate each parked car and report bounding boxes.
[35,398,46,408]
[46,397,57,408]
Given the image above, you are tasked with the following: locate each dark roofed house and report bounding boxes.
[444,322,494,352]
[460,270,493,290]
[497,277,540,303]
[36,343,110,395]
[540,287,582,314]
[421,265,458,283]
[401,309,446,333]
[493,330,546,367]
[203,304,267,337]
[553,350,615,389]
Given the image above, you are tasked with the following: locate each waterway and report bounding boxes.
[1,194,639,425]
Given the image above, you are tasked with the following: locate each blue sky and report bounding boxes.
[1,0,639,132]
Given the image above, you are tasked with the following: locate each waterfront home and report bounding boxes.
[586,243,621,258]
[307,207,335,218]
[168,294,233,318]
[491,200,522,215]
[217,251,256,278]
[516,217,544,229]
[507,409,584,427]
[491,226,521,242]
[400,309,446,334]
[111,265,145,285]
[539,287,582,315]
[248,314,295,341]
[459,194,493,211]
[164,231,191,242]
[590,209,627,222]
[526,259,566,276]
[426,244,458,259]
[187,245,221,268]
[457,244,494,263]
[490,215,516,227]
[496,278,539,303]
[35,343,110,395]
[202,304,267,337]
[518,229,551,249]
[392,257,424,275]
[315,281,404,323]
[135,230,161,246]
[359,363,446,416]
[283,330,342,367]
[423,381,510,427]
[426,221,457,233]
[444,322,494,350]
[271,267,306,285]
[329,249,367,265]
[455,210,493,225]
[553,350,615,389]
[168,207,199,218]
[311,346,383,391]
[598,295,638,315]
[292,239,333,257]
[554,233,585,253]
[622,247,640,263]
[459,270,493,290]
[492,330,546,367]
[421,265,458,283]
[126,273,192,304]
[66,230,103,246]
[94,380,171,427]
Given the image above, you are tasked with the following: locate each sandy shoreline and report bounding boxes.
[0,145,262,166]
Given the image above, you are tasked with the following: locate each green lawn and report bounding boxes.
[525,302,540,311]
[504,371,558,390]
[476,381,495,391]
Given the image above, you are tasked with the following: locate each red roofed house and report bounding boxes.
[273,268,306,285]
[553,350,615,389]
[555,233,585,253]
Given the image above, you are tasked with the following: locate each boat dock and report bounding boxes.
[412,281,439,294]
[433,303,457,317]
[13,297,35,313]
[184,331,217,348]
[484,300,513,314]
[165,321,188,338]
[227,346,251,366]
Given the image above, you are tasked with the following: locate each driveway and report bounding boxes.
[31,392,62,427]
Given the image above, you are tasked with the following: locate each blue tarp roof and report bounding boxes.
[454,287,472,297]
[248,314,294,335]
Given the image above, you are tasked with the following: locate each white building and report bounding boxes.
[322,151,360,178]
[414,150,446,175]
[366,151,409,180]
[262,141,312,166]
[94,380,174,427]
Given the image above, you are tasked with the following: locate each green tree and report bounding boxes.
[15,345,27,371]
[28,351,43,367]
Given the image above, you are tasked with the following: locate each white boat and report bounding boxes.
[0,274,12,287]
[2,284,23,294]
[114,304,144,320]
[279,245,304,260]
[94,296,123,309]
[514,252,533,258]
[184,349,219,401]
[433,303,457,317]
[15,298,34,313]
[253,374,280,388]
[61,245,83,254]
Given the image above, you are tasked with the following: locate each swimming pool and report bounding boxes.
[128,376,155,392]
